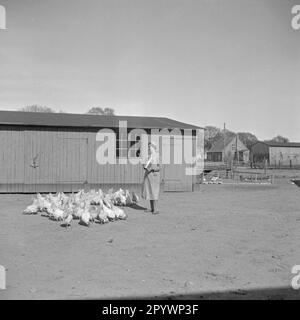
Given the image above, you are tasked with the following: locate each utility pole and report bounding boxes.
[236,133,239,165]
[223,123,226,163]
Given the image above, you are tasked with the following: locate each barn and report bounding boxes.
[206,135,249,163]
[0,110,203,193]
[250,141,300,168]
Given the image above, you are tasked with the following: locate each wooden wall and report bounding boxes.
[0,126,25,192]
[250,142,270,164]
[0,125,197,193]
[269,146,300,167]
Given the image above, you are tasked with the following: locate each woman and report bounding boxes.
[141,142,160,214]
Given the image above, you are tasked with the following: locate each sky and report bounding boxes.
[0,0,299,141]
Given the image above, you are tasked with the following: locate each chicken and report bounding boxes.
[36,193,45,210]
[73,202,84,220]
[47,193,62,208]
[23,188,131,226]
[23,196,42,214]
[80,209,90,227]
[23,203,39,215]
[74,189,85,204]
[112,206,127,220]
[79,201,91,226]
[98,189,104,198]
[131,191,139,204]
[63,214,73,228]
[44,200,53,213]
[103,195,113,209]
[97,208,109,224]
[49,205,64,221]
[101,201,116,221]
[113,189,127,206]
[88,205,98,222]
[62,202,72,218]
[125,190,133,206]
[60,192,69,207]
[90,191,103,205]
[34,194,52,215]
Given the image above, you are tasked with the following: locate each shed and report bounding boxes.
[250,141,300,168]
[0,110,203,193]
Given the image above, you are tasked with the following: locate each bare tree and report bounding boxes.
[86,107,115,115]
[19,105,55,113]
[265,135,290,144]
[237,132,258,149]
[204,126,235,151]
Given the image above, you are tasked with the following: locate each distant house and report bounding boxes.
[206,136,249,163]
[250,141,300,167]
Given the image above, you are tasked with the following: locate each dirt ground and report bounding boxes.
[1,178,300,299]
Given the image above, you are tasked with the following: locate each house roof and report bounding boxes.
[0,110,202,130]
[207,136,233,153]
[207,135,248,153]
[253,141,300,148]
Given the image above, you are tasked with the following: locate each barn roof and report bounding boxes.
[207,135,248,153]
[207,136,233,153]
[253,141,300,148]
[0,110,202,130]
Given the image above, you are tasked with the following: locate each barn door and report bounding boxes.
[56,137,88,186]
[0,126,25,192]
[162,136,192,192]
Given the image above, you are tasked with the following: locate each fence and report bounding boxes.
[232,170,274,184]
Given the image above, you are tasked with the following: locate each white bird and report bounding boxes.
[125,190,133,206]
[90,189,104,205]
[23,188,132,226]
[80,209,90,226]
[72,202,85,219]
[63,214,73,228]
[113,189,127,206]
[97,208,109,224]
[131,191,139,204]
[80,201,91,226]
[112,206,127,220]
[23,203,39,215]
[101,201,115,221]
[89,205,98,222]
[49,206,64,221]
[103,195,113,209]
[35,193,46,210]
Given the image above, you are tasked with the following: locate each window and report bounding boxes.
[128,135,141,158]
[116,131,142,158]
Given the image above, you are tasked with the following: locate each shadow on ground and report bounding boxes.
[129,203,147,210]
[86,287,300,300]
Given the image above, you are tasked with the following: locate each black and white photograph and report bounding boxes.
[0,0,300,303]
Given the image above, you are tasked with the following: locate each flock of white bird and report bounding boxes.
[202,176,223,184]
[23,188,139,228]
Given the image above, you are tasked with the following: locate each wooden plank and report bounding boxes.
[0,128,8,184]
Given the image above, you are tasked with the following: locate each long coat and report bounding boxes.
[141,157,160,201]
